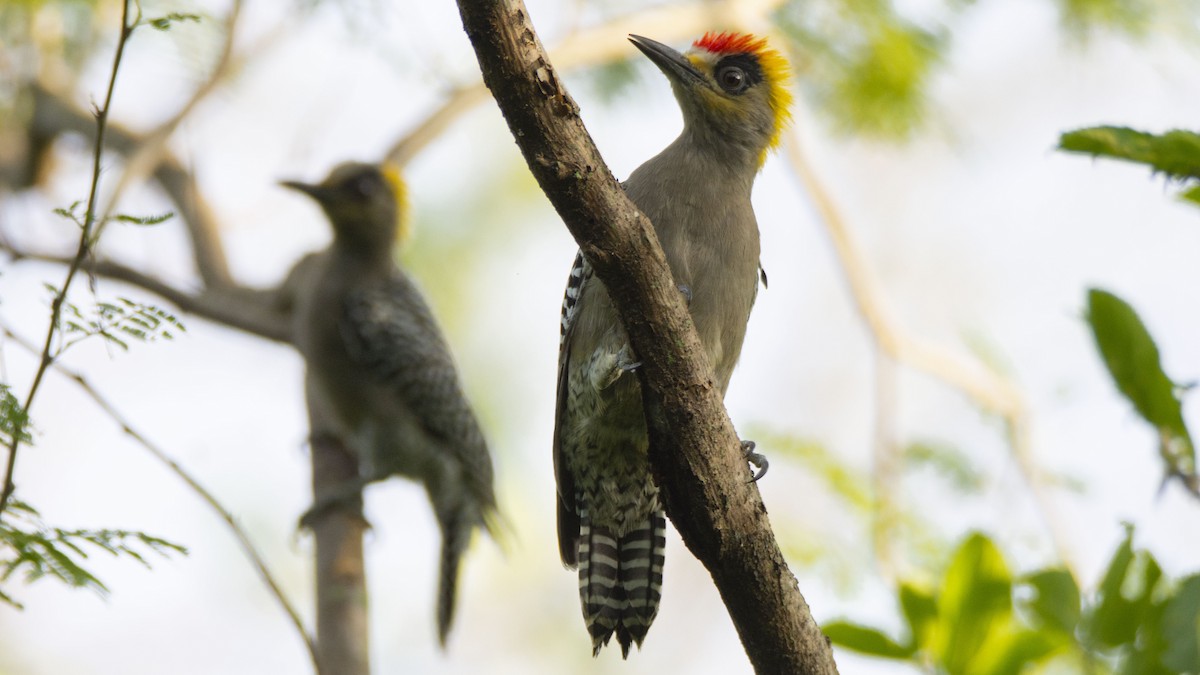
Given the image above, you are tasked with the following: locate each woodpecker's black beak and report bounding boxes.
[281,180,333,205]
[628,35,705,86]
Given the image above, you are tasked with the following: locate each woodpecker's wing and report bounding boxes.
[553,250,591,566]
[340,274,496,506]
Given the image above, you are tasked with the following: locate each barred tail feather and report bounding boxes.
[578,506,667,658]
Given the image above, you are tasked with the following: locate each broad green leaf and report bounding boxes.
[1162,575,1200,671]
[899,583,938,650]
[1059,127,1200,181]
[824,621,915,659]
[1088,526,1164,650]
[1085,289,1195,479]
[935,533,1013,673]
[1089,527,1136,648]
[973,629,1063,675]
[1023,568,1081,635]
[1182,184,1200,207]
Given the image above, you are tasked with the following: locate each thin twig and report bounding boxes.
[92,0,245,263]
[0,0,137,521]
[0,322,321,675]
[0,244,295,343]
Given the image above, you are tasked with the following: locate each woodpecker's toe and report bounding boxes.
[298,478,369,530]
[741,440,769,482]
[677,283,693,306]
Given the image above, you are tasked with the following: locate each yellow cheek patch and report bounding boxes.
[380,162,411,245]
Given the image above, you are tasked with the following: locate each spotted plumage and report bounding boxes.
[553,33,792,657]
[287,162,497,646]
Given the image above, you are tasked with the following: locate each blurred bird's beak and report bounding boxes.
[280,180,331,204]
[628,34,705,86]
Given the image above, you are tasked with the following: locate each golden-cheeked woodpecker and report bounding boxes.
[553,32,792,657]
[283,162,497,646]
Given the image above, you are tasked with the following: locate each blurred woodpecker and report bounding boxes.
[553,32,792,657]
[284,162,497,645]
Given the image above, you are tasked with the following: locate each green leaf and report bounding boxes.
[899,583,938,650]
[1059,127,1200,181]
[1161,575,1200,671]
[1085,288,1196,480]
[0,384,32,446]
[974,629,1063,675]
[1023,568,1081,635]
[1181,184,1200,207]
[935,533,1014,674]
[112,212,174,226]
[1087,525,1164,650]
[1089,526,1136,647]
[147,13,201,31]
[824,621,915,659]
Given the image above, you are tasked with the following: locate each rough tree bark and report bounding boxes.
[453,2,837,673]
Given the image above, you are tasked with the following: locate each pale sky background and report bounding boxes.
[1,0,1199,673]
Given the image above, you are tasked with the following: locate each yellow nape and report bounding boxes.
[753,38,794,166]
[381,161,411,245]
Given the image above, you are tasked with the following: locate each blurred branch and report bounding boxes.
[0,245,298,343]
[29,83,233,288]
[387,0,787,166]
[94,0,246,249]
[0,322,321,675]
[780,123,1077,576]
[455,1,837,671]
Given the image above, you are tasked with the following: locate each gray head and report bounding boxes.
[282,161,408,252]
[628,32,793,168]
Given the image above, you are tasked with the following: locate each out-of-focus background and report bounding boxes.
[1,0,1198,673]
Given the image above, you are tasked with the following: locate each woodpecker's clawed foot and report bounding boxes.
[742,440,769,483]
[677,283,693,307]
[298,480,369,530]
[617,345,641,372]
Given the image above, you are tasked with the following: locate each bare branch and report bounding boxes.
[28,83,234,288]
[94,0,246,244]
[0,322,320,674]
[0,244,297,344]
[454,2,837,672]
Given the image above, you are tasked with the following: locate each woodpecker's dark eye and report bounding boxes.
[349,173,380,199]
[717,65,748,94]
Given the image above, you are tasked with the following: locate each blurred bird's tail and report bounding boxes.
[577,506,666,658]
[434,490,500,646]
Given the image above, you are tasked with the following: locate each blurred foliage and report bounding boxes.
[1060,127,1200,208]
[0,499,186,608]
[826,527,1200,674]
[903,441,984,493]
[774,0,945,139]
[1085,288,1197,494]
[1056,0,1156,37]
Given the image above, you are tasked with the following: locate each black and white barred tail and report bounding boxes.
[576,504,667,657]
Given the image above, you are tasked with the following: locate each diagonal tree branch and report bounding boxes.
[454,2,836,672]
[0,245,298,344]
